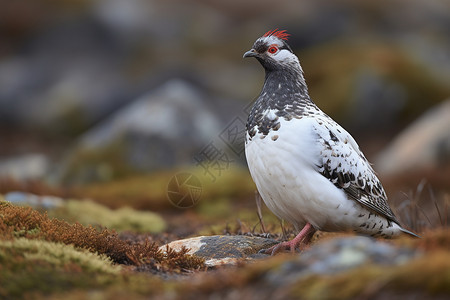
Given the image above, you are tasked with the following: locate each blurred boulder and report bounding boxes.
[0,153,49,180]
[375,99,450,175]
[265,236,419,284]
[57,79,222,184]
[0,21,130,135]
[4,191,63,209]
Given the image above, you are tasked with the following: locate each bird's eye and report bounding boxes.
[268,46,278,54]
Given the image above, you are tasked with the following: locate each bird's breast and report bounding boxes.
[246,117,343,227]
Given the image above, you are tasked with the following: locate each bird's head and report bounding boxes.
[243,29,298,71]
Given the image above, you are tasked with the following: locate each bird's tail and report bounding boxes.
[400,227,421,238]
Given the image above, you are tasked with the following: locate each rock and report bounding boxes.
[375,99,450,175]
[0,25,129,135]
[0,154,49,180]
[57,79,222,184]
[265,236,420,285]
[159,235,278,267]
[78,79,220,151]
[159,235,420,271]
[4,191,64,209]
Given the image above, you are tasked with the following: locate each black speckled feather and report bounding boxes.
[313,120,399,223]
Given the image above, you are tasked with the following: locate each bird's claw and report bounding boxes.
[259,241,297,255]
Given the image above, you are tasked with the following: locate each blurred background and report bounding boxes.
[0,0,449,233]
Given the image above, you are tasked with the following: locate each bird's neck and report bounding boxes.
[247,61,317,135]
[262,62,311,103]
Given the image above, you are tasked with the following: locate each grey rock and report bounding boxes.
[159,235,278,267]
[79,79,220,150]
[265,236,419,286]
[57,79,222,183]
[0,23,128,134]
[159,235,419,273]
[376,99,450,175]
[4,191,64,209]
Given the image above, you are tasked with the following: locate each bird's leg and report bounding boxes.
[260,223,316,256]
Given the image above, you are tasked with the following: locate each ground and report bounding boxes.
[0,168,449,300]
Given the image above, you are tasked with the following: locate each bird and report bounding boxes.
[243,29,419,255]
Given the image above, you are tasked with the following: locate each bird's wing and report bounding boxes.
[311,116,398,223]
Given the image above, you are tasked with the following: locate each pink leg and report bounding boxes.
[261,223,316,255]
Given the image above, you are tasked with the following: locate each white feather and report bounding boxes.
[245,116,402,237]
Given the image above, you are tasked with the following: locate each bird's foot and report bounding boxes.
[259,222,316,256]
[259,239,303,255]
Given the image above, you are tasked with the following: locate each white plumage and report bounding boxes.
[246,114,401,235]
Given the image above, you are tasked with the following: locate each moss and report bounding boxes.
[1,197,448,299]
[0,238,121,299]
[0,240,169,300]
[49,199,166,233]
[0,202,204,271]
[0,238,120,274]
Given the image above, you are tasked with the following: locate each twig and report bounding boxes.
[255,191,267,233]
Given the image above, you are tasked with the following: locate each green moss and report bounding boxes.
[0,238,121,299]
[0,241,166,299]
[49,199,166,233]
[0,238,120,274]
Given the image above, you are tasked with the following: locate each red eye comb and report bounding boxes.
[263,29,290,41]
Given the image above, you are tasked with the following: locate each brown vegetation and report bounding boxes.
[0,201,204,271]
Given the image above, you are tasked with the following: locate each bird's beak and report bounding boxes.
[243,49,258,58]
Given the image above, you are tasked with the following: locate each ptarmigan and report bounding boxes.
[243,29,418,255]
